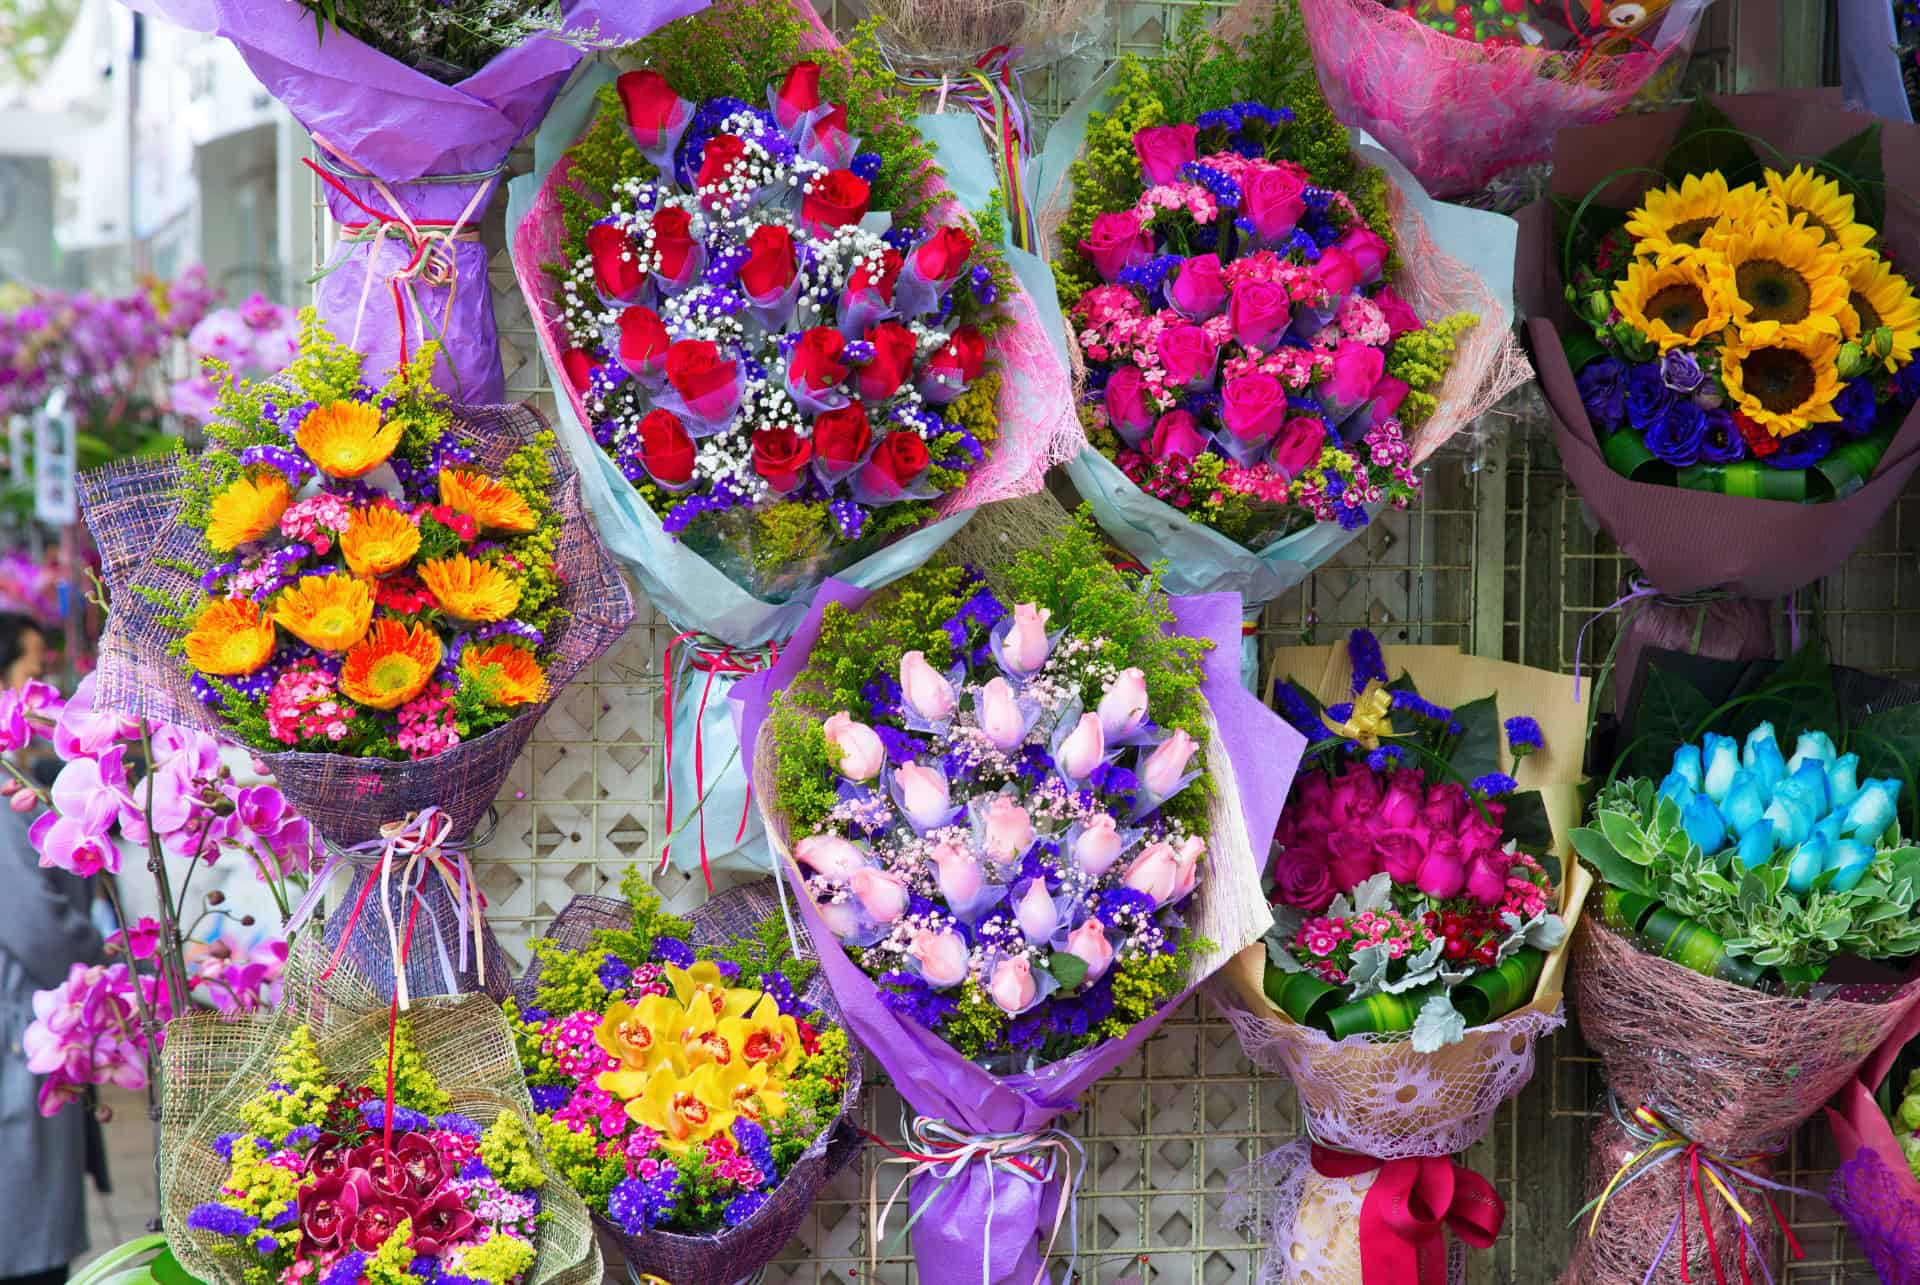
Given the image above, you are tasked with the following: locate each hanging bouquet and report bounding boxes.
[732,510,1297,1285]
[1052,8,1522,682]
[1559,641,1920,1284]
[1218,631,1588,1285]
[510,874,860,1285]
[1293,0,1713,196]
[508,0,1076,880]
[171,293,300,425]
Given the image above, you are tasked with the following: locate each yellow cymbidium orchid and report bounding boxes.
[625,1062,737,1152]
[720,999,805,1078]
[675,999,746,1072]
[717,1058,789,1124]
[666,961,763,1023]
[593,995,688,1097]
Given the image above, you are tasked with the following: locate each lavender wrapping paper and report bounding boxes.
[119,0,706,400]
[733,580,1299,1285]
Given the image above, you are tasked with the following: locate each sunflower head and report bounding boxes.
[1624,172,1765,256]
[207,473,291,552]
[1841,253,1920,372]
[1612,252,1735,352]
[272,574,375,652]
[295,402,405,479]
[439,469,538,535]
[340,620,443,710]
[183,598,278,676]
[1762,165,1877,265]
[1722,331,1845,437]
[340,506,422,579]
[1710,219,1850,344]
[459,642,548,707]
[419,555,521,624]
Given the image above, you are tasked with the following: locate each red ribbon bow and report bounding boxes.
[1309,1145,1504,1285]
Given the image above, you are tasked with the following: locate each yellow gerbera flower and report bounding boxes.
[717,1059,789,1124]
[1761,165,1877,265]
[1624,172,1765,257]
[1710,219,1850,344]
[1611,252,1735,352]
[183,598,278,677]
[339,619,443,710]
[458,643,548,707]
[340,506,422,579]
[625,1062,737,1153]
[439,469,538,535]
[418,555,521,624]
[295,401,404,479]
[207,473,291,552]
[1722,332,1845,437]
[1840,253,1920,372]
[665,961,763,1023]
[272,574,375,653]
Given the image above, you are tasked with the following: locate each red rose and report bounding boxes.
[664,339,741,422]
[811,402,874,478]
[849,249,902,304]
[637,408,695,486]
[868,431,929,488]
[857,322,917,401]
[773,61,823,131]
[801,170,871,237]
[560,347,595,394]
[616,306,670,379]
[805,103,855,167]
[739,224,797,301]
[789,327,849,393]
[752,425,813,493]
[616,70,686,148]
[913,226,975,286]
[920,326,986,402]
[696,134,748,190]
[651,207,697,284]
[586,223,644,302]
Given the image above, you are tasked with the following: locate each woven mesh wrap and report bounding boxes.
[322,854,517,1002]
[1567,917,1920,1284]
[77,400,635,847]
[1829,1147,1920,1285]
[515,880,865,1285]
[159,940,604,1285]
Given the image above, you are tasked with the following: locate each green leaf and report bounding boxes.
[1661,97,1764,188]
[1572,827,1652,893]
[1449,695,1502,781]
[1817,124,1885,230]
[148,1251,203,1285]
[1045,951,1088,991]
[1597,809,1651,861]
[1625,663,1718,781]
[1729,635,1839,746]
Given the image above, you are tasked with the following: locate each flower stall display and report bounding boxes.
[1827,1003,1920,1285]
[158,944,602,1285]
[77,315,633,1000]
[126,0,701,403]
[510,874,860,1285]
[1052,7,1524,685]
[170,293,300,425]
[732,511,1299,1285]
[1290,0,1714,197]
[1517,95,1920,704]
[1560,641,1920,1283]
[1219,631,1590,1285]
[507,0,1077,881]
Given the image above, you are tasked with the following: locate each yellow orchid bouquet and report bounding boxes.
[159,311,566,761]
[509,873,856,1283]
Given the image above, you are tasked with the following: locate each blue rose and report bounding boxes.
[1625,362,1674,432]
[1698,409,1748,464]
[1787,758,1830,816]
[1743,723,1786,794]
[1701,732,1740,802]
[1669,743,1704,791]
[1735,821,1776,869]
[1764,428,1834,470]
[1645,399,1708,466]
[1682,794,1727,856]
[1576,356,1628,430]
[1787,835,1826,893]
[1720,769,1768,837]
[1830,838,1877,891]
[1834,378,1878,435]
[1843,778,1902,844]
[1828,752,1862,812]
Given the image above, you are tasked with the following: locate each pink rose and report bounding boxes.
[1242,163,1306,242]
[1155,324,1218,390]
[1080,211,1153,283]
[1124,840,1180,905]
[900,651,957,721]
[1147,411,1210,463]
[1379,773,1425,829]
[894,761,953,830]
[978,677,1027,752]
[1002,602,1054,674]
[1228,280,1292,351]
[823,712,885,782]
[1466,857,1507,907]
[1074,815,1125,877]
[909,927,969,988]
[1168,255,1228,321]
[1057,712,1106,781]
[1098,668,1148,739]
[1338,226,1390,283]
[988,956,1039,1013]
[1104,365,1156,445]
[982,796,1035,866]
[1318,341,1387,422]
[1373,833,1425,884]
[1415,841,1466,900]
[1143,729,1201,797]
[1326,763,1384,826]
[1313,247,1362,301]
[1272,416,1328,477]
[1015,880,1060,943]
[1272,844,1335,911]
[795,834,866,879]
[1220,373,1288,459]
[1134,124,1199,187]
[1326,832,1376,891]
[850,866,910,923]
[1360,375,1410,430]
[931,842,983,906]
[1423,783,1470,832]
[1065,919,1116,984]
[1374,286,1425,338]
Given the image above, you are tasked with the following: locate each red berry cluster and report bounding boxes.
[1422,907,1502,968]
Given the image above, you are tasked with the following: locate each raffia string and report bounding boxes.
[892,46,1039,251]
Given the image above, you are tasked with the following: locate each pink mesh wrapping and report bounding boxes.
[1567,918,1920,1284]
[1296,0,1710,196]
[508,3,1081,519]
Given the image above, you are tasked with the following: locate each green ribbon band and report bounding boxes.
[1454,948,1546,1027]
[1603,427,1892,502]
[1268,966,1344,1031]
[1325,987,1422,1040]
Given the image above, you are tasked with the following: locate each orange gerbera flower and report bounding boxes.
[207,473,291,552]
[419,555,520,623]
[459,643,548,707]
[182,598,277,676]
[296,402,404,479]
[340,506,422,578]
[273,574,375,652]
[340,620,443,710]
[439,469,538,535]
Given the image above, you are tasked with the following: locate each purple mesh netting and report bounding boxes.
[77,401,635,848]
[515,880,865,1285]
[1830,1147,1920,1285]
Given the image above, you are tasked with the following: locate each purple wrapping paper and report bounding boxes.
[121,0,706,400]
[733,581,1299,1285]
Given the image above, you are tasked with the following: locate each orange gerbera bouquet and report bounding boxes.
[159,309,567,761]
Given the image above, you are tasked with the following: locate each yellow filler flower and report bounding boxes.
[340,619,443,710]
[1710,219,1849,344]
[207,473,291,552]
[439,469,538,535]
[419,555,521,624]
[296,402,405,479]
[273,574,375,653]
[1612,252,1735,352]
[1624,172,1764,256]
[183,598,278,676]
[340,506,422,578]
[1841,254,1920,372]
[459,643,548,707]
[1722,332,1844,437]
[1761,165,1877,265]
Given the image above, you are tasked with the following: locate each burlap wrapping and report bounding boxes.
[76,399,636,848]
[1565,916,1920,1284]
[514,881,865,1285]
[159,938,603,1285]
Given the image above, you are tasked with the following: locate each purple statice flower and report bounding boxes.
[704,242,749,287]
[1346,629,1388,692]
[527,1083,568,1113]
[212,1132,245,1161]
[1177,161,1243,211]
[663,477,752,538]
[754,970,801,1017]
[431,1113,482,1138]
[199,559,241,593]
[1504,716,1543,752]
[1389,688,1453,725]
[458,1156,493,1181]
[843,338,876,365]
[874,724,927,767]
[724,1190,770,1227]
[1096,888,1155,930]
[651,936,696,969]
[715,959,741,979]
[1087,761,1138,802]
[320,1252,369,1285]
[830,497,868,541]
[475,620,545,648]
[850,152,884,183]
[862,675,904,721]
[1272,682,1321,740]
[971,263,997,307]
[268,1205,299,1230]
[879,971,959,1030]
[1470,773,1520,797]
[239,443,314,482]
[1285,227,1324,262]
[186,1203,260,1237]
[607,1165,682,1236]
[597,954,633,993]
[1235,101,1293,128]
[360,1100,431,1132]
[1117,254,1183,300]
[733,1116,776,1182]
[281,1124,322,1151]
[281,400,320,440]
[1366,746,1405,771]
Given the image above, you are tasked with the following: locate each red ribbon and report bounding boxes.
[660,631,782,893]
[1309,1146,1504,1285]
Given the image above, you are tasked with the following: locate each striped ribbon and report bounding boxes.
[893,46,1038,252]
